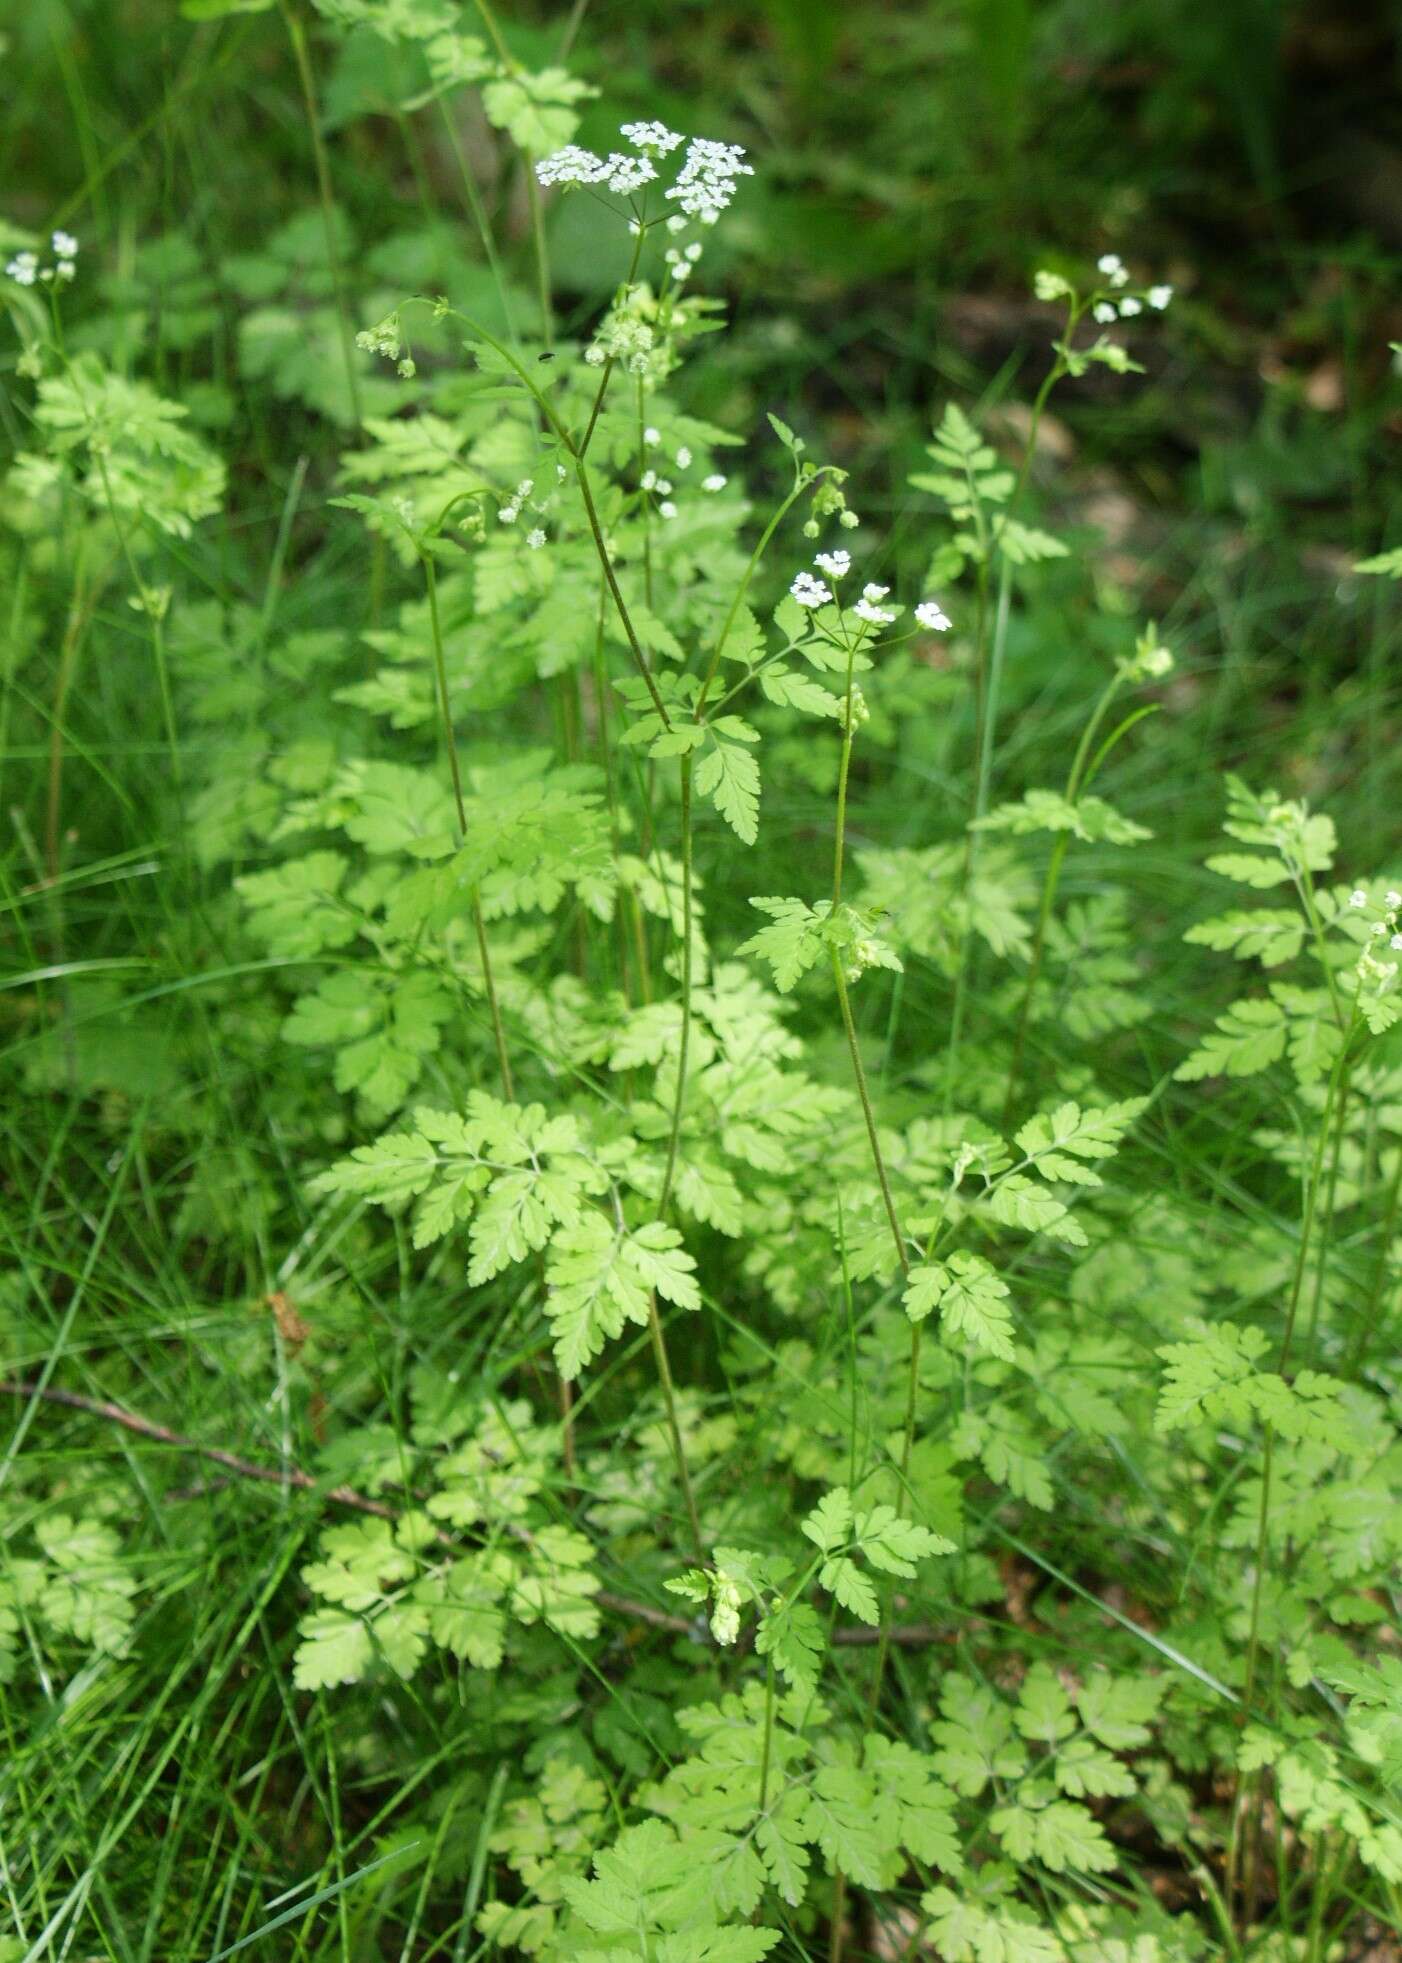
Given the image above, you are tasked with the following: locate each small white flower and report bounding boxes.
[839,509,860,530]
[702,473,727,492]
[1118,295,1143,317]
[791,570,832,609]
[1391,934,1402,951]
[641,469,657,491]
[52,231,79,260]
[1350,890,1368,908]
[584,344,606,366]
[675,445,692,468]
[621,119,685,155]
[535,144,609,188]
[1386,890,1400,908]
[915,600,951,632]
[6,251,38,287]
[685,241,703,262]
[861,582,890,603]
[656,479,673,496]
[602,152,658,195]
[1093,301,1117,325]
[665,136,754,223]
[665,215,688,234]
[854,598,895,625]
[814,548,851,579]
[658,499,678,519]
[515,480,533,499]
[1148,284,1173,310]
[644,426,660,446]
[526,528,546,549]
[1372,922,1388,938]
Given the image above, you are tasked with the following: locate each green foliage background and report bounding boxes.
[2,3,1401,1961]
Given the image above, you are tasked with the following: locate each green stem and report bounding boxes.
[1230,1033,1353,1914]
[1347,1139,1402,1375]
[436,98,517,342]
[1002,672,1125,1122]
[90,454,185,855]
[646,754,704,1562]
[646,1296,703,1562]
[470,0,512,65]
[525,170,553,352]
[422,554,514,1099]
[943,322,1075,1115]
[832,647,858,909]
[1305,1055,1353,1360]
[45,539,93,883]
[1002,833,1067,1130]
[573,460,671,728]
[1296,869,1345,1032]
[943,558,1010,1112]
[831,955,909,1278]
[694,477,812,716]
[279,0,362,428]
[658,755,693,1218]
[757,1655,775,1816]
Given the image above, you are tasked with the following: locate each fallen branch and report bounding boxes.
[0,1379,951,1650]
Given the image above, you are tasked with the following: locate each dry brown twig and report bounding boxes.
[0,1379,951,1650]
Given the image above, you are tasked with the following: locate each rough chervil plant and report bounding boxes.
[3,10,1401,1961]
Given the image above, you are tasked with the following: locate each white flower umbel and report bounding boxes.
[854,596,894,625]
[1093,302,1117,325]
[526,528,546,549]
[620,119,685,155]
[601,153,657,195]
[791,571,832,609]
[814,548,851,579]
[666,137,754,223]
[915,600,952,632]
[1097,252,1130,289]
[702,473,727,491]
[9,232,80,290]
[535,144,610,187]
[675,446,692,468]
[1350,890,1368,908]
[1148,284,1173,310]
[1119,296,1143,317]
[658,500,678,519]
